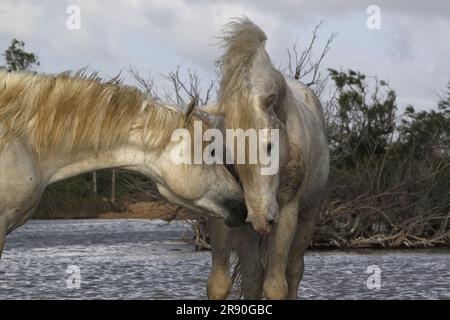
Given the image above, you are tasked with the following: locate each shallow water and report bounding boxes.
[0,219,449,299]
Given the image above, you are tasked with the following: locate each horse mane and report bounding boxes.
[0,71,190,157]
[217,17,267,97]
[217,18,285,130]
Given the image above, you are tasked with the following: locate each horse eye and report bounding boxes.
[267,143,272,155]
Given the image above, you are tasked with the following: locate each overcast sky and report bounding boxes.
[0,0,449,110]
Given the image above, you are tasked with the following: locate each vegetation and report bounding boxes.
[315,71,450,248]
[1,39,39,72]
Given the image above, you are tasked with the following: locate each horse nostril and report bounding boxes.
[267,219,275,226]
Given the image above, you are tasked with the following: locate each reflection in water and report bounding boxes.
[0,220,449,299]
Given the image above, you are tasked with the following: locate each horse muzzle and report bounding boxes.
[222,197,247,227]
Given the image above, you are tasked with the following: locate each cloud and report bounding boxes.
[0,0,448,110]
[0,1,46,38]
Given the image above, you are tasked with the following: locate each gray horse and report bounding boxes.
[201,18,330,299]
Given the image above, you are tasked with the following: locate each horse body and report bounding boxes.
[0,71,247,258]
[205,18,329,300]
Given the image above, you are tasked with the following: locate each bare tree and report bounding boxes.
[164,66,215,106]
[129,67,159,98]
[284,21,337,97]
[92,171,97,194]
[111,169,116,205]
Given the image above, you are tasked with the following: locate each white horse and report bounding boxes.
[201,18,330,299]
[0,71,247,258]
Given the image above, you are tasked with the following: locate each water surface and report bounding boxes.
[0,220,449,299]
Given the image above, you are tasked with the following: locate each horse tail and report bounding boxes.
[229,228,269,299]
[229,249,243,299]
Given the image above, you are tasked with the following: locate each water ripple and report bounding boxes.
[0,220,449,299]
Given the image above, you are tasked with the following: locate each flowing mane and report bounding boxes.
[217,17,285,129]
[217,17,267,98]
[0,71,190,157]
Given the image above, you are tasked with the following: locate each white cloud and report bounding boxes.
[0,0,448,110]
[0,1,46,38]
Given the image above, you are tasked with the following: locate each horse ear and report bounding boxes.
[179,95,198,128]
[263,93,277,109]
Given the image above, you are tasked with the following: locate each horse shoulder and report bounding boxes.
[0,140,41,198]
[279,143,304,204]
[279,79,329,205]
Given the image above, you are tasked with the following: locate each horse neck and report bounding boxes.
[43,137,162,186]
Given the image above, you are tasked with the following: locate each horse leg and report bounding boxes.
[207,217,233,299]
[286,208,318,300]
[0,141,42,259]
[1,146,44,260]
[0,201,40,259]
[0,215,7,259]
[263,200,299,300]
[235,225,264,299]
